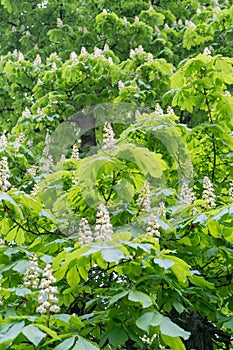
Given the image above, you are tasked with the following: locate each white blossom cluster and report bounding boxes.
[103,43,109,51]
[157,201,166,217]
[167,106,174,115]
[80,47,88,55]
[203,47,212,55]
[0,157,11,191]
[14,132,25,152]
[37,107,44,115]
[155,103,163,116]
[146,214,161,242]
[30,183,39,196]
[130,45,144,58]
[147,53,153,62]
[136,181,151,212]
[36,264,60,314]
[37,0,48,8]
[13,49,24,61]
[78,205,113,244]
[78,218,93,244]
[118,80,125,91]
[41,132,54,173]
[94,47,103,57]
[108,57,114,65]
[94,204,113,241]
[178,182,196,206]
[71,144,80,160]
[27,165,37,177]
[178,19,183,26]
[0,133,7,148]
[229,180,233,200]
[24,256,40,289]
[33,54,42,66]
[42,155,54,173]
[22,107,31,118]
[57,18,63,27]
[70,51,78,63]
[185,20,196,28]
[102,122,115,150]
[202,176,216,208]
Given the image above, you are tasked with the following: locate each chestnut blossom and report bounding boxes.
[30,183,39,196]
[202,176,216,208]
[78,218,93,244]
[167,106,174,115]
[33,54,42,66]
[146,214,161,242]
[22,107,31,118]
[80,47,87,55]
[94,204,113,241]
[118,80,125,91]
[14,132,25,152]
[27,165,37,177]
[36,264,60,314]
[0,157,11,191]
[0,133,7,148]
[70,51,78,62]
[57,18,63,27]
[71,144,80,160]
[102,122,115,150]
[157,201,166,217]
[155,103,163,116]
[94,47,103,57]
[203,47,211,55]
[136,181,151,212]
[178,182,196,206]
[23,256,40,289]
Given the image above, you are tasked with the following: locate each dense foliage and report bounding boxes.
[0,0,232,349]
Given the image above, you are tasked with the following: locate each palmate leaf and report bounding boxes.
[0,321,25,345]
[136,311,190,340]
[54,337,76,350]
[115,142,167,178]
[22,325,46,347]
[128,290,152,308]
[72,336,99,350]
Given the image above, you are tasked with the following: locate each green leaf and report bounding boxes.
[22,325,46,347]
[128,290,152,308]
[160,317,190,339]
[101,245,125,263]
[72,336,99,350]
[189,275,215,289]
[54,336,76,350]
[154,258,174,269]
[207,219,221,238]
[0,321,25,344]
[108,327,128,346]
[35,324,59,340]
[66,266,80,287]
[136,311,163,333]
[109,290,129,306]
[161,334,186,350]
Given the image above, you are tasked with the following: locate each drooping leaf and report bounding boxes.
[128,290,152,308]
[22,325,46,347]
